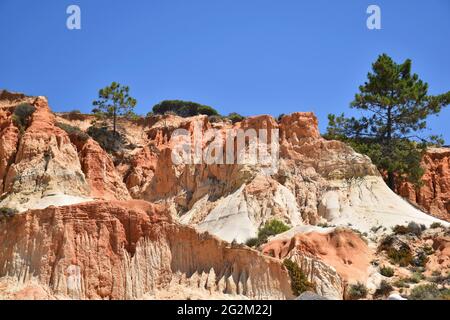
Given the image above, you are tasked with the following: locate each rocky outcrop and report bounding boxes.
[72,138,131,201]
[0,200,293,300]
[397,147,450,221]
[0,95,91,211]
[263,228,372,284]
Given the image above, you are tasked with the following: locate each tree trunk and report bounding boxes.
[387,171,396,191]
[113,107,117,135]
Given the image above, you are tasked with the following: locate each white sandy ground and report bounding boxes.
[324,176,449,233]
[8,194,93,213]
[190,176,448,243]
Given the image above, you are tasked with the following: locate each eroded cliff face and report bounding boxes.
[0,91,449,300]
[0,94,91,211]
[397,147,450,221]
[0,200,293,300]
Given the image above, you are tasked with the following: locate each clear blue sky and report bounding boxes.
[1,0,449,141]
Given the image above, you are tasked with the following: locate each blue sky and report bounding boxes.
[1,0,449,141]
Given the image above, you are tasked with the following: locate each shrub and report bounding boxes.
[392,222,424,237]
[12,103,36,134]
[374,280,394,298]
[152,100,219,117]
[283,259,314,296]
[408,271,424,284]
[245,219,290,248]
[56,122,89,142]
[379,266,395,277]
[258,220,290,243]
[423,245,434,255]
[245,237,259,248]
[413,251,429,267]
[393,278,410,288]
[379,236,414,266]
[0,207,18,220]
[387,247,413,267]
[208,115,223,123]
[408,283,449,300]
[227,112,244,124]
[347,282,368,300]
[430,222,443,229]
[87,126,125,153]
[66,109,84,121]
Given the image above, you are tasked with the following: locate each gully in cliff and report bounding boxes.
[170,121,280,175]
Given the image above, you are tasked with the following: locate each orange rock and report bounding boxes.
[262,229,372,283]
[397,147,450,221]
[0,200,293,300]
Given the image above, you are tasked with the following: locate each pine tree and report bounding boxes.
[326,54,450,190]
[92,82,137,134]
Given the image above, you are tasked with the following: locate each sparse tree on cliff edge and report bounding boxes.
[92,82,137,135]
[326,54,450,190]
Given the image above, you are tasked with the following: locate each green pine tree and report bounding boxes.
[92,82,137,134]
[326,54,450,190]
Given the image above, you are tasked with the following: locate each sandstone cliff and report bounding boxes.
[397,147,450,221]
[0,91,448,300]
[0,200,293,300]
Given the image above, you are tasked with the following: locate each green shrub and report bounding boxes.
[208,115,223,123]
[387,247,413,267]
[0,207,18,220]
[13,103,36,134]
[392,222,425,237]
[408,283,450,300]
[379,236,414,266]
[408,271,424,284]
[393,278,410,288]
[245,219,290,248]
[152,100,219,117]
[227,112,244,124]
[413,251,429,267]
[87,126,125,153]
[347,282,368,300]
[277,114,285,122]
[423,245,434,255]
[283,259,314,296]
[56,122,89,142]
[66,109,84,120]
[374,280,394,298]
[245,237,259,248]
[379,266,395,277]
[430,222,443,229]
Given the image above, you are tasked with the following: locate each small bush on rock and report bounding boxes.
[283,259,314,296]
[408,283,450,300]
[56,122,89,142]
[380,266,394,277]
[66,109,85,120]
[0,207,18,220]
[347,282,368,300]
[374,280,394,298]
[13,103,36,134]
[392,222,425,237]
[245,219,290,248]
[227,112,245,124]
[430,222,443,229]
[87,126,125,153]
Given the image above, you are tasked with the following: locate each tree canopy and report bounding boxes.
[152,100,219,117]
[326,54,450,189]
[92,82,137,134]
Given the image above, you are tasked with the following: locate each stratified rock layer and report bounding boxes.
[398,147,450,221]
[0,200,293,300]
